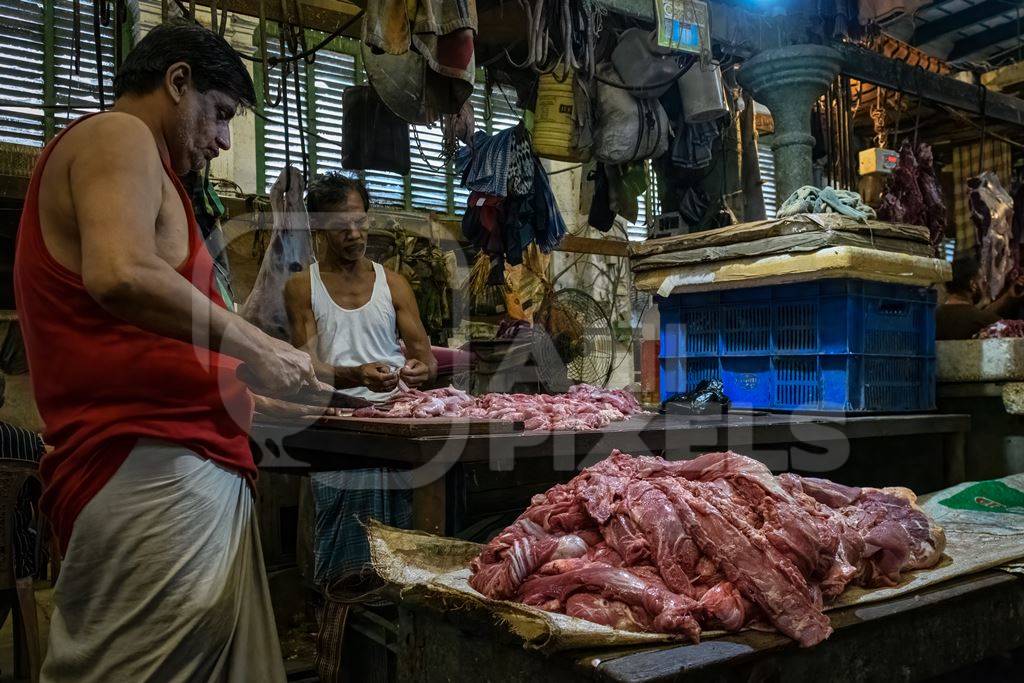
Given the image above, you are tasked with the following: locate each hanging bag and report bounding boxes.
[342,85,411,175]
[592,63,670,165]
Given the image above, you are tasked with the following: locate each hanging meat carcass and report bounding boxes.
[877,140,947,257]
[970,171,1016,302]
[240,166,313,340]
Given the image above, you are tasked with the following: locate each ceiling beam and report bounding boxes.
[982,59,1024,91]
[191,0,362,36]
[911,0,1024,47]
[947,16,1024,62]
[834,42,1024,126]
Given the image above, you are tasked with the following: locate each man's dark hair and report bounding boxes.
[306,172,371,219]
[948,255,981,296]
[113,18,256,109]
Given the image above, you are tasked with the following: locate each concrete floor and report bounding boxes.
[0,584,317,682]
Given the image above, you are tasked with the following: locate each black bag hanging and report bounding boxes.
[342,85,411,175]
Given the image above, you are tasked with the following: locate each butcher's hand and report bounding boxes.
[358,363,400,393]
[400,359,430,388]
[253,394,339,419]
[245,337,331,398]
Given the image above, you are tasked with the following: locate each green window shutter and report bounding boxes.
[0,0,47,146]
[259,57,311,193]
[52,0,116,132]
[408,121,448,213]
[758,144,777,218]
[628,162,660,241]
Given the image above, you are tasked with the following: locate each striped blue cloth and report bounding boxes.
[310,468,412,587]
[456,129,515,198]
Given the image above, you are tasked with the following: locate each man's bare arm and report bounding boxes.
[72,114,317,394]
[388,271,437,383]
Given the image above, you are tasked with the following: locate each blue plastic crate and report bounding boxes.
[658,279,937,412]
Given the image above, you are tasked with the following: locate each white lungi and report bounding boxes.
[41,439,286,682]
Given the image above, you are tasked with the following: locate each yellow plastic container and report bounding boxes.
[532,72,580,162]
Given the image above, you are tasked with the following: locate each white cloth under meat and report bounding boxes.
[310,260,405,403]
[42,439,285,683]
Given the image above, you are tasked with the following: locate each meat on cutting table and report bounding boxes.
[978,319,1024,339]
[468,451,946,647]
[352,385,644,431]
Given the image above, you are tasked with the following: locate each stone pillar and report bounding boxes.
[737,45,841,205]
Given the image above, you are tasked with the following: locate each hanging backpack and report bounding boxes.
[591,63,670,165]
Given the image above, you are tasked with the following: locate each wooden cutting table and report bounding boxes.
[392,569,1024,682]
[251,411,970,538]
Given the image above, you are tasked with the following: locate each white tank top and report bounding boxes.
[310,261,406,403]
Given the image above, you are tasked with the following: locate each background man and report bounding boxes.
[284,172,436,681]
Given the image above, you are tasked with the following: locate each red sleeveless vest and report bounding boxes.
[14,114,256,550]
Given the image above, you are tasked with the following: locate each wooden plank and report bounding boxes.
[253,413,971,471]
[983,60,1024,92]
[631,230,934,273]
[558,235,630,258]
[412,475,447,536]
[314,415,524,437]
[630,217,930,259]
[193,0,362,36]
[937,382,1005,399]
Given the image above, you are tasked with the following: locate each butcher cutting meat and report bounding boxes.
[12,20,322,682]
[469,450,946,647]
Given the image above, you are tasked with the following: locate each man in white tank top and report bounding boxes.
[283,174,437,680]
[284,173,437,399]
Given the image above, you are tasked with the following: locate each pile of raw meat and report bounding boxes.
[877,140,947,257]
[352,385,643,431]
[469,450,946,647]
[978,319,1024,339]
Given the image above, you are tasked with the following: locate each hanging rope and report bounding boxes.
[290,31,309,185]
[280,31,292,193]
[73,0,82,74]
[257,0,284,107]
[93,0,106,109]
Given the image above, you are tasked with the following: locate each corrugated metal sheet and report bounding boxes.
[0,0,46,146]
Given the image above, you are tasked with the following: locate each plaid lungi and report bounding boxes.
[310,469,413,587]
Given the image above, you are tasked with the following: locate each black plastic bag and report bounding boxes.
[661,379,731,416]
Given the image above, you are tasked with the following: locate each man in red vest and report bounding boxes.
[14,19,319,681]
